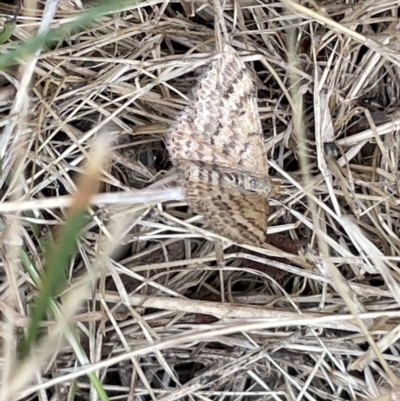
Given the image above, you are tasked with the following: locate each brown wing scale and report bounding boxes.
[166,45,268,176]
[183,161,269,246]
[185,179,269,246]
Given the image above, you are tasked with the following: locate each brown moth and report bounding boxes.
[166,45,277,247]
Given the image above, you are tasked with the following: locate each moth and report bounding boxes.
[166,45,278,246]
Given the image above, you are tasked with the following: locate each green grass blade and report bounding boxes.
[20,209,89,358]
[0,0,143,69]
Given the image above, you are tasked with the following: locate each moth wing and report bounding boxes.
[166,45,268,176]
[185,177,269,246]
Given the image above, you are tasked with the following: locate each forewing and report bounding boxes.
[166,45,268,176]
[184,178,269,247]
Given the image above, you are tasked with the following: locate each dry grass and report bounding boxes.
[1,0,400,400]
